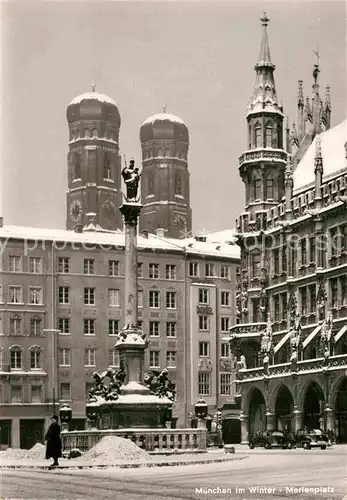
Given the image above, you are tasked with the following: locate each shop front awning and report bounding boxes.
[302,324,322,349]
[274,330,292,354]
[334,325,347,344]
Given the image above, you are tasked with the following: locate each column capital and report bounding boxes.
[120,202,143,225]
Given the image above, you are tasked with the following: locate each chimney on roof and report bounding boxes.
[194,235,207,243]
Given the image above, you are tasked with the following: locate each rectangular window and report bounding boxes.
[59,348,71,367]
[59,318,70,334]
[108,289,120,307]
[330,278,338,308]
[10,349,22,370]
[9,255,21,272]
[84,319,95,335]
[30,317,42,336]
[251,253,261,278]
[58,257,70,273]
[108,319,119,336]
[83,259,95,275]
[189,262,198,277]
[220,373,232,396]
[265,127,272,148]
[309,237,316,263]
[84,349,96,367]
[11,386,22,403]
[9,286,22,304]
[166,291,177,309]
[309,285,316,313]
[281,293,288,320]
[199,289,209,304]
[221,317,230,332]
[150,350,160,368]
[274,295,280,322]
[300,287,308,315]
[166,265,176,280]
[205,264,214,277]
[341,276,347,305]
[149,263,159,279]
[199,341,209,357]
[31,385,42,403]
[10,317,21,335]
[199,315,209,331]
[221,343,229,358]
[60,383,71,401]
[221,291,230,306]
[166,351,177,368]
[30,349,41,370]
[198,372,211,396]
[29,257,42,274]
[137,262,143,277]
[274,248,280,275]
[29,287,43,305]
[138,290,143,308]
[149,290,160,308]
[108,260,119,276]
[108,349,120,368]
[84,288,95,306]
[282,246,287,273]
[59,286,70,304]
[301,239,307,266]
[166,322,177,337]
[149,321,160,337]
[220,265,230,279]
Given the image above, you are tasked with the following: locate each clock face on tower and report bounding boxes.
[69,200,83,222]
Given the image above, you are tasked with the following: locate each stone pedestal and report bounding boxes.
[325,407,335,432]
[294,410,303,433]
[266,412,276,431]
[240,414,249,444]
[197,418,206,429]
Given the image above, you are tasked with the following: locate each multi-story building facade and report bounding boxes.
[0,90,240,449]
[228,15,347,444]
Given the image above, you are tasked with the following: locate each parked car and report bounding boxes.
[249,430,296,449]
[296,429,330,449]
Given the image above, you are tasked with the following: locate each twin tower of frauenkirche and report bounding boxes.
[66,92,191,239]
[66,15,331,238]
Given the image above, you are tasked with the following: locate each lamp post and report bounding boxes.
[59,403,72,433]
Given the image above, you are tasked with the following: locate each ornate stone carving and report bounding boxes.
[198,358,213,372]
[319,312,333,361]
[88,364,127,402]
[143,368,176,401]
[288,288,297,328]
[290,314,302,370]
[317,279,327,321]
[220,358,232,371]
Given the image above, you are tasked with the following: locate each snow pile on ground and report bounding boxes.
[0,443,45,460]
[74,436,151,464]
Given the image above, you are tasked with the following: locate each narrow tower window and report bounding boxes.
[175,174,182,195]
[255,126,262,148]
[73,153,81,180]
[147,173,154,194]
[266,177,274,200]
[265,126,273,147]
[254,177,262,200]
[104,153,112,179]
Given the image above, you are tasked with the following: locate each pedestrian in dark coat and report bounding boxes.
[45,415,62,466]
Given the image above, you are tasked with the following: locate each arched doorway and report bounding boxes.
[335,378,347,443]
[248,388,266,439]
[303,381,325,430]
[275,385,294,432]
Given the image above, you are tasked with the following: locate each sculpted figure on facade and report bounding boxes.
[288,289,297,328]
[320,312,333,362]
[88,364,126,402]
[289,314,302,370]
[317,280,327,321]
[121,159,141,202]
[144,368,176,401]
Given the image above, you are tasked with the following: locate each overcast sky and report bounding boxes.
[2,0,346,234]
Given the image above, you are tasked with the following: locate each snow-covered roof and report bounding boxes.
[68,92,117,107]
[294,119,347,192]
[141,113,186,127]
[0,224,240,260]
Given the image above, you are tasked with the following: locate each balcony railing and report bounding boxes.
[229,323,266,335]
[61,428,207,453]
[237,353,347,383]
[239,149,288,167]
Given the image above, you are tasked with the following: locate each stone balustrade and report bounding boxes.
[237,353,347,383]
[61,428,207,453]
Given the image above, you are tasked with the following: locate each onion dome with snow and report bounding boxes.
[140,109,189,145]
[66,87,120,126]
